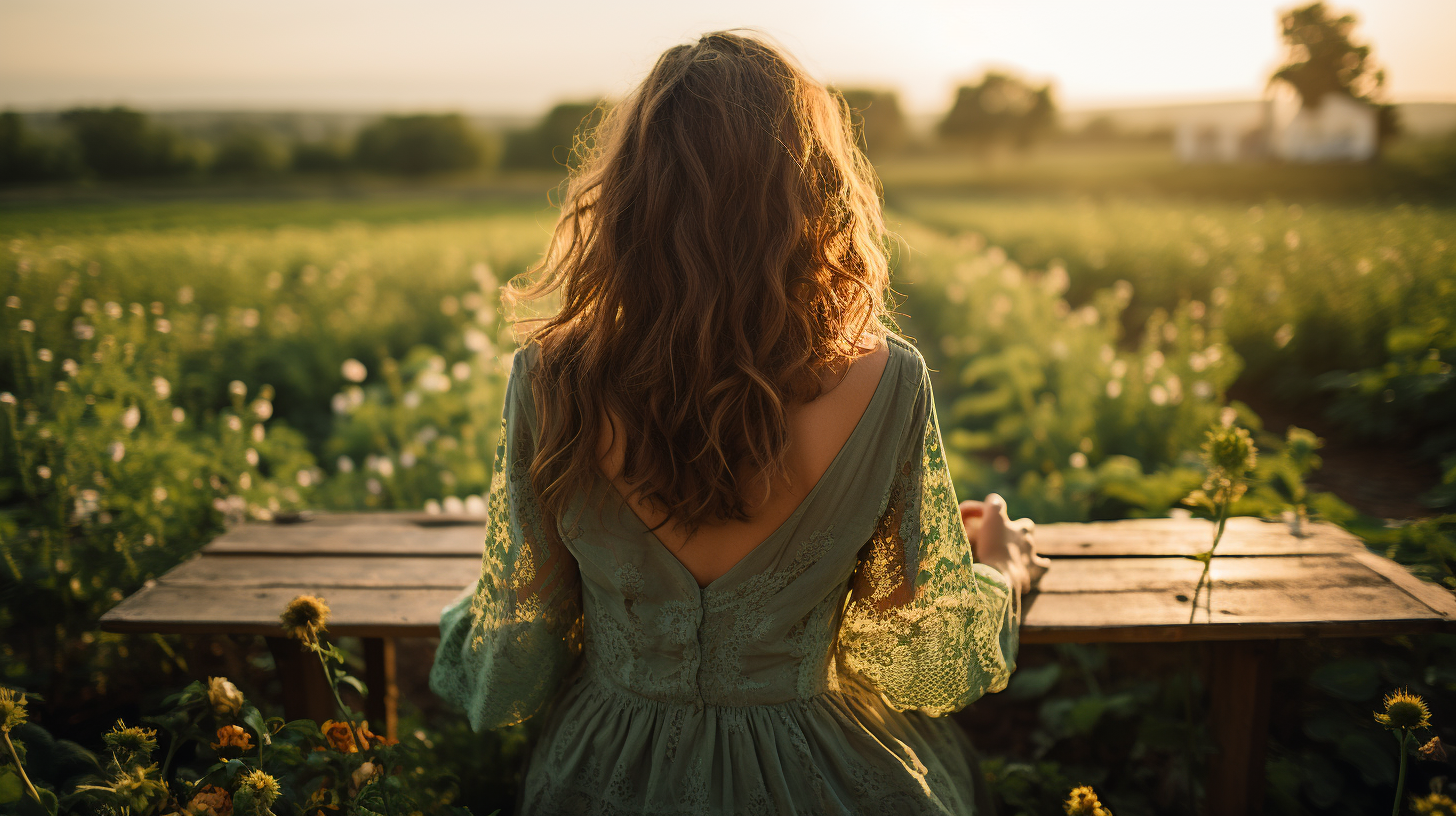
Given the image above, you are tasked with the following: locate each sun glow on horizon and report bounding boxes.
[0,0,1452,115]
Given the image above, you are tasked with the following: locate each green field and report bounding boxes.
[3,180,1455,815]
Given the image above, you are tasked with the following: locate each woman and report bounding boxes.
[430,31,1045,815]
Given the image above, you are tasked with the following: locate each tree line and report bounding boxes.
[0,72,1060,185]
[0,108,499,183]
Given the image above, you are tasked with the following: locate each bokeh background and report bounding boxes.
[3,1,1455,814]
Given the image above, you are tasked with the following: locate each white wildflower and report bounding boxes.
[341,359,367,383]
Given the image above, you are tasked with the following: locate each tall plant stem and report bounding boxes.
[1392,730,1410,816]
[159,732,181,782]
[2,730,42,806]
[1189,501,1231,624]
[312,645,364,748]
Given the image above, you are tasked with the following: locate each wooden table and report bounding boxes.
[100,513,1456,815]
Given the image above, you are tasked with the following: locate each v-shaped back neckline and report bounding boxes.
[607,341,905,593]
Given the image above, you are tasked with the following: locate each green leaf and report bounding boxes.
[15,787,58,816]
[1309,659,1381,701]
[242,708,269,746]
[338,675,369,699]
[1337,731,1397,786]
[1066,696,1108,735]
[0,768,24,805]
[1006,663,1061,699]
[1297,749,1344,809]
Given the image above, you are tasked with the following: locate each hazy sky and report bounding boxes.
[2,0,1453,115]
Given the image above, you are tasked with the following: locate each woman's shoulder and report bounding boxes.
[507,340,544,381]
[882,332,930,389]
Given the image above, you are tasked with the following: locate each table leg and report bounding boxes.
[363,637,398,740]
[1205,640,1276,816]
[265,636,335,722]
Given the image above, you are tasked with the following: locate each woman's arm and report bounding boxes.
[960,494,1050,595]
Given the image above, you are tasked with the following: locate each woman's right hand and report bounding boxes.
[960,494,1048,594]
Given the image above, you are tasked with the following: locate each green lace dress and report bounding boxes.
[430,334,1020,815]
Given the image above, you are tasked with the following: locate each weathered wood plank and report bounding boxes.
[204,522,484,557]
[161,555,480,588]
[1345,549,1456,619]
[1034,517,1362,557]
[100,585,465,638]
[1022,581,1442,642]
[1035,555,1385,594]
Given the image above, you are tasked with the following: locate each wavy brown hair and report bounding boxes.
[512,31,893,537]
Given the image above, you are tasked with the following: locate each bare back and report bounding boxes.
[598,335,891,587]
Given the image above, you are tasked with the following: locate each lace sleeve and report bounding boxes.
[836,363,1020,716]
[429,347,583,731]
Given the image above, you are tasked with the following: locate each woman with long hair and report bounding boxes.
[431,31,1044,815]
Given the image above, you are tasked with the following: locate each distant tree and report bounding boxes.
[210,128,288,176]
[1270,2,1398,144]
[291,140,352,173]
[836,89,909,158]
[500,102,605,171]
[1079,115,1119,142]
[353,114,482,175]
[59,107,197,179]
[0,112,79,183]
[938,72,1056,152]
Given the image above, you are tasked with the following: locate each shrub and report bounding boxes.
[211,130,288,177]
[353,115,482,176]
[499,102,603,171]
[59,108,198,180]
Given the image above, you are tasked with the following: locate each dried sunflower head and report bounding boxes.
[111,763,169,814]
[1199,425,1258,503]
[103,720,159,762]
[1412,792,1456,816]
[279,595,331,645]
[1375,688,1432,731]
[1065,785,1114,816]
[0,688,27,733]
[233,769,281,816]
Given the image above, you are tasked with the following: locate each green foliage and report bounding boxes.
[892,222,1242,521]
[0,675,471,816]
[836,89,909,158]
[897,197,1456,481]
[937,72,1056,152]
[353,115,485,176]
[211,129,289,177]
[0,217,541,700]
[1319,318,1456,503]
[500,102,604,171]
[1271,3,1387,109]
[0,113,79,184]
[290,141,352,174]
[59,108,199,180]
